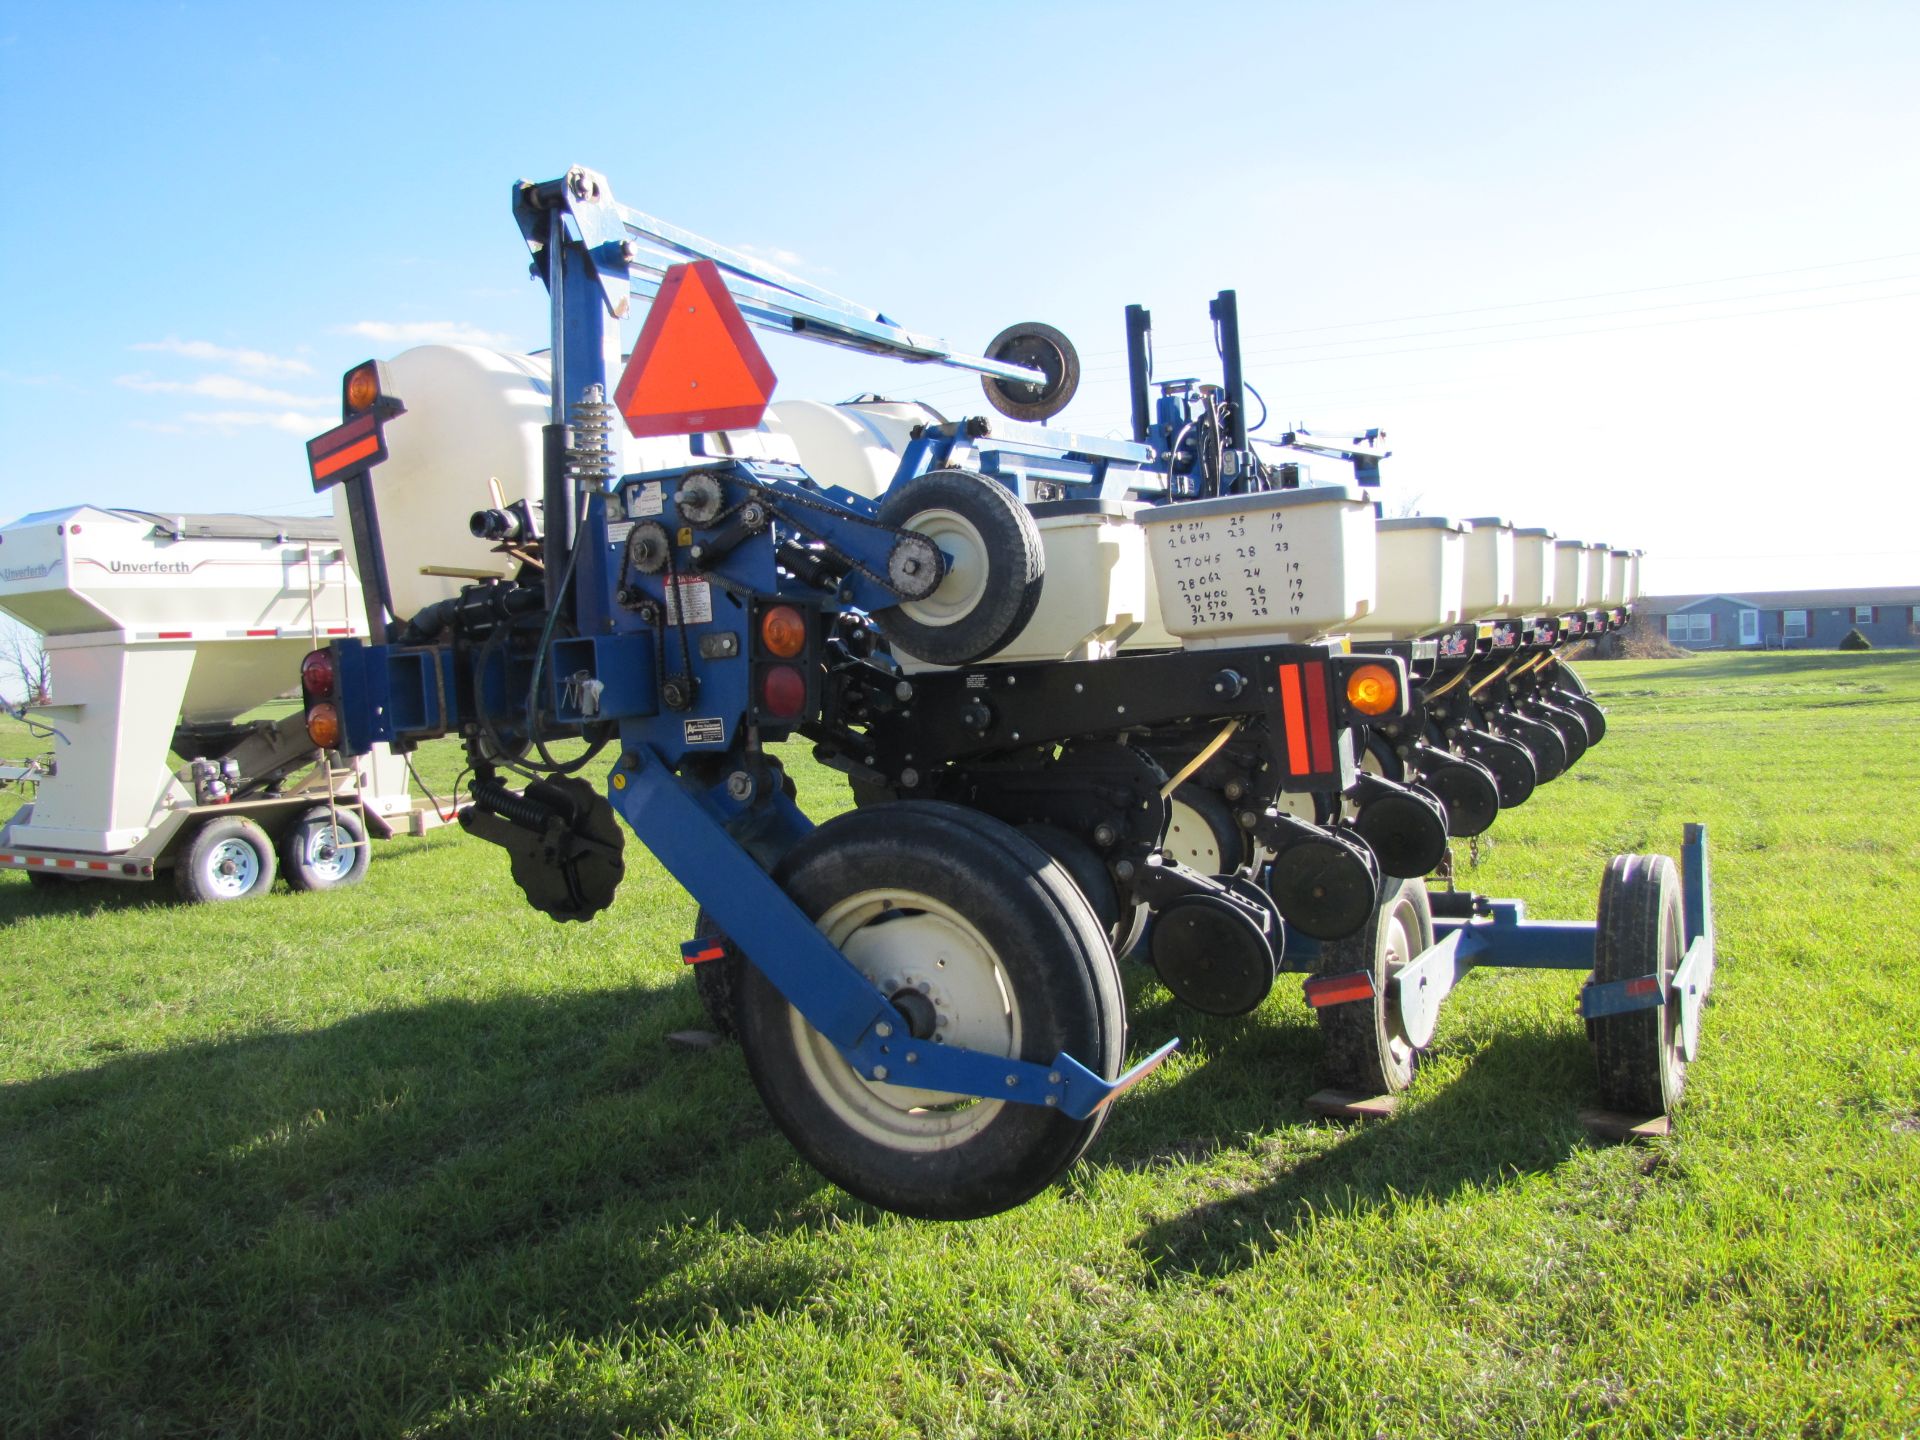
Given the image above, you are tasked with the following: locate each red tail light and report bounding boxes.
[301,648,335,698]
[760,665,807,719]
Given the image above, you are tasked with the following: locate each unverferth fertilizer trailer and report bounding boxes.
[0,507,429,899]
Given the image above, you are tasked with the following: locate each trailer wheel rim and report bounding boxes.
[203,838,261,897]
[892,508,988,630]
[299,823,354,882]
[789,887,1017,1147]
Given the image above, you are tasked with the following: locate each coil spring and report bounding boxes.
[567,385,617,488]
[473,777,554,830]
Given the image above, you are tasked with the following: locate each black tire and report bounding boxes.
[1313,877,1433,1096]
[691,906,745,1039]
[279,804,369,892]
[872,469,1045,666]
[1587,854,1687,1116]
[979,321,1081,422]
[733,802,1125,1219]
[1019,822,1122,939]
[175,815,276,902]
[1163,783,1247,874]
[1360,732,1406,782]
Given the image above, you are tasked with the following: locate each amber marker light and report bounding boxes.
[306,703,342,749]
[760,604,807,658]
[1345,663,1399,717]
[344,363,382,415]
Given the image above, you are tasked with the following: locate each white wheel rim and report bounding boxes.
[1164,798,1226,874]
[1381,896,1416,1072]
[302,824,354,881]
[789,887,1016,1148]
[203,837,259,897]
[896,508,989,629]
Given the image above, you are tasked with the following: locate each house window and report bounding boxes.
[1667,613,1712,643]
[1783,610,1809,640]
[1911,606,1920,634]
[1855,605,1875,625]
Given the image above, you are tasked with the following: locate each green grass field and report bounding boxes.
[3,651,1917,1438]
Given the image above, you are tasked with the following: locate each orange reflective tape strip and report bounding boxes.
[312,432,380,481]
[1279,663,1309,775]
[1304,660,1334,773]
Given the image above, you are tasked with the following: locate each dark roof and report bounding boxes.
[1640,586,1920,613]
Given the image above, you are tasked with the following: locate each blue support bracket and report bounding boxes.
[609,749,1177,1120]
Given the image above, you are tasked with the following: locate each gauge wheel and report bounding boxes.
[1586,854,1687,1116]
[1313,877,1433,1096]
[733,802,1125,1219]
[1163,783,1247,874]
[176,815,277,903]
[872,469,1045,666]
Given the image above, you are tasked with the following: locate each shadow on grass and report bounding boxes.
[1105,975,1597,1282]
[0,986,841,1434]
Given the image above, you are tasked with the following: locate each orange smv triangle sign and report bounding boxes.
[614,259,778,438]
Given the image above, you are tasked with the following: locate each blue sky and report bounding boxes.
[3,0,1916,596]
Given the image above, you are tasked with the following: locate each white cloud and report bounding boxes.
[335,320,512,347]
[179,410,336,435]
[116,373,325,407]
[129,338,312,375]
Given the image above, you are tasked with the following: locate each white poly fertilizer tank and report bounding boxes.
[343,346,698,623]
[755,399,943,500]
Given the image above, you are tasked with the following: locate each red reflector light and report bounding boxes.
[301,648,335,698]
[1624,975,1661,998]
[760,665,807,719]
[1278,663,1309,775]
[759,605,807,658]
[683,944,727,966]
[306,702,342,750]
[1303,971,1377,1008]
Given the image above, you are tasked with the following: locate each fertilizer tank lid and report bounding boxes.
[108,510,342,544]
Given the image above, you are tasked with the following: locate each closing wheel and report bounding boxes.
[1558,691,1608,745]
[1531,699,1589,767]
[280,804,369,891]
[1314,877,1434,1096]
[1164,783,1247,874]
[872,469,1045,666]
[1265,826,1381,941]
[1587,854,1688,1116]
[176,815,276,902]
[1501,710,1568,783]
[733,803,1126,1220]
[979,321,1081,422]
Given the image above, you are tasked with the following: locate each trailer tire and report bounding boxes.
[733,802,1125,1219]
[1313,876,1432,1096]
[280,805,369,892]
[1587,853,1687,1116]
[176,815,277,902]
[872,469,1045,666]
